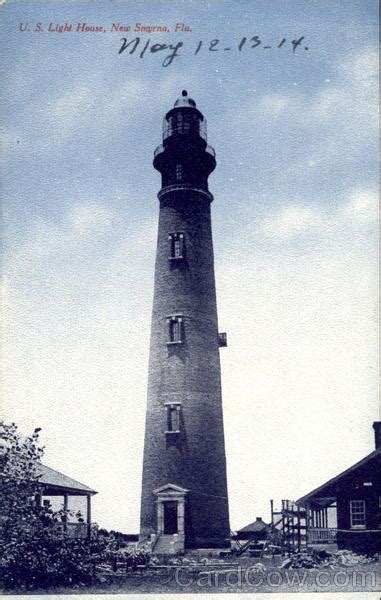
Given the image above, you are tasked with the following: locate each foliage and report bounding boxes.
[97,529,151,572]
[0,422,154,590]
[0,421,105,590]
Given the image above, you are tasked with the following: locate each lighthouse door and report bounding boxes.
[163,501,178,534]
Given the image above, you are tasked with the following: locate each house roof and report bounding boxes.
[237,518,269,534]
[38,464,97,495]
[297,448,381,507]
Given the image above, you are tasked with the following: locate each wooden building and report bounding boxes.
[297,422,381,554]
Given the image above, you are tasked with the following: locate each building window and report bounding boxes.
[168,233,184,260]
[176,164,183,181]
[167,315,183,344]
[166,404,181,433]
[350,500,366,529]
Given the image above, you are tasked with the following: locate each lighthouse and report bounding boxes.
[140,91,230,553]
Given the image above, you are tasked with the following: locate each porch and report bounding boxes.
[37,464,97,539]
[305,498,338,545]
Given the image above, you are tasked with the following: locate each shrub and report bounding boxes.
[0,422,105,590]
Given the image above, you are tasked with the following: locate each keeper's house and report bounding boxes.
[297,422,381,555]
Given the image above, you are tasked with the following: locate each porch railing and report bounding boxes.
[66,522,89,538]
[54,522,89,538]
[308,527,337,544]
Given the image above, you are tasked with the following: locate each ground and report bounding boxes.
[8,556,379,594]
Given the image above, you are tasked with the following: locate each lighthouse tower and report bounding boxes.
[140,91,230,552]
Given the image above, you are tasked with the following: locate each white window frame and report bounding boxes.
[350,499,366,529]
[175,164,183,182]
[168,232,184,260]
[166,315,183,344]
[164,402,181,434]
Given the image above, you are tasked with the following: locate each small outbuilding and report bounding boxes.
[235,517,271,541]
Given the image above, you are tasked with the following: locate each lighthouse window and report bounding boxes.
[168,233,184,260]
[176,164,183,181]
[166,405,180,433]
[167,316,183,344]
[174,238,181,257]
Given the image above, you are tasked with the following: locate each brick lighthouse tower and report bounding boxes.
[140,91,230,553]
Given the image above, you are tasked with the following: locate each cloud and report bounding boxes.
[311,87,344,120]
[257,205,321,240]
[69,202,119,236]
[46,77,146,140]
[311,47,378,128]
[338,46,379,93]
[57,78,143,124]
[4,200,120,271]
[253,188,378,246]
[226,46,378,177]
[52,87,95,135]
[277,46,378,126]
[341,189,379,224]
[256,94,291,118]
[1,73,146,161]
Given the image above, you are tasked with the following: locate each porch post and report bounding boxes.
[63,493,68,532]
[87,494,91,539]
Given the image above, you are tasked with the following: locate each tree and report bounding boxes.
[0,421,103,590]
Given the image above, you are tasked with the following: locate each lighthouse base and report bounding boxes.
[146,534,231,556]
[150,533,185,555]
[139,483,230,555]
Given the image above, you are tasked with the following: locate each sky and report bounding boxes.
[1,0,379,533]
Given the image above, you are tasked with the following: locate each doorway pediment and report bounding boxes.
[153,483,189,497]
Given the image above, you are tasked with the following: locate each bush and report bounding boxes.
[0,422,106,590]
[0,536,106,589]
